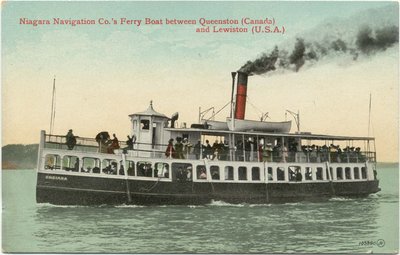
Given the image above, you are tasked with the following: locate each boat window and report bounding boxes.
[267,167,273,181]
[155,162,169,178]
[197,165,207,180]
[252,167,260,180]
[82,157,100,174]
[62,155,79,172]
[172,163,193,181]
[210,165,220,180]
[137,161,153,177]
[44,154,60,170]
[361,167,367,179]
[336,167,343,180]
[305,167,312,180]
[354,167,360,179]
[126,160,135,176]
[102,159,118,175]
[277,167,285,181]
[316,167,323,180]
[289,166,302,181]
[238,166,247,180]
[345,167,351,180]
[224,166,234,180]
[140,119,150,130]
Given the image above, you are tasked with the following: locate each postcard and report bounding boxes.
[2,1,399,254]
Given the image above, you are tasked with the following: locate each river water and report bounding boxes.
[2,163,398,253]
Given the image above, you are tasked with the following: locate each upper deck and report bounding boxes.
[40,128,376,164]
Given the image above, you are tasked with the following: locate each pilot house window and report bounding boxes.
[140,120,150,130]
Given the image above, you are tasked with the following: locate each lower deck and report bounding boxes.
[36,171,380,205]
[36,149,380,205]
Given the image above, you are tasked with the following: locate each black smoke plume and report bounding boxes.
[240,46,279,75]
[239,25,398,75]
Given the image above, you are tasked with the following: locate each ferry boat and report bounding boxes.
[36,72,380,205]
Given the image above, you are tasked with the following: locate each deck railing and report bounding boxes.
[43,134,376,163]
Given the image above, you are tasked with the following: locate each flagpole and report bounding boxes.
[49,76,56,134]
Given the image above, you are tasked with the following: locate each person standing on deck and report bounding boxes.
[175,137,184,159]
[193,141,202,159]
[65,129,76,150]
[182,138,192,158]
[165,138,175,158]
[107,134,120,154]
[126,135,134,150]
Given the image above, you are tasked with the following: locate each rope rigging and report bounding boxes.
[204,101,230,121]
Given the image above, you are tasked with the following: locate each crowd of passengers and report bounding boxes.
[164,136,368,163]
[65,130,368,163]
[299,144,366,163]
[165,137,231,160]
[65,130,135,154]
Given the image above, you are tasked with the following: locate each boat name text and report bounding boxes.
[45,175,68,181]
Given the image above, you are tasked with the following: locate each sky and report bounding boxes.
[1,1,399,162]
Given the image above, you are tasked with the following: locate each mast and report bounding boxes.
[368,93,372,137]
[367,93,372,153]
[49,76,56,134]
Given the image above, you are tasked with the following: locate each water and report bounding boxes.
[2,164,399,253]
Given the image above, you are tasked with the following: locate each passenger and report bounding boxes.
[295,169,302,181]
[73,158,79,172]
[65,129,77,150]
[107,134,120,154]
[282,144,288,163]
[127,165,135,176]
[111,162,118,175]
[244,139,251,161]
[186,167,192,181]
[95,131,110,153]
[204,140,212,159]
[211,170,220,180]
[176,167,185,181]
[163,168,170,178]
[165,139,175,158]
[92,167,100,174]
[182,138,192,158]
[126,135,134,150]
[193,141,202,159]
[175,137,184,159]
[258,144,263,162]
[144,164,152,177]
[236,140,244,161]
[199,169,207,179]
[212,140,219,160]
[218,141,227,160]
[119,165,125,175]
